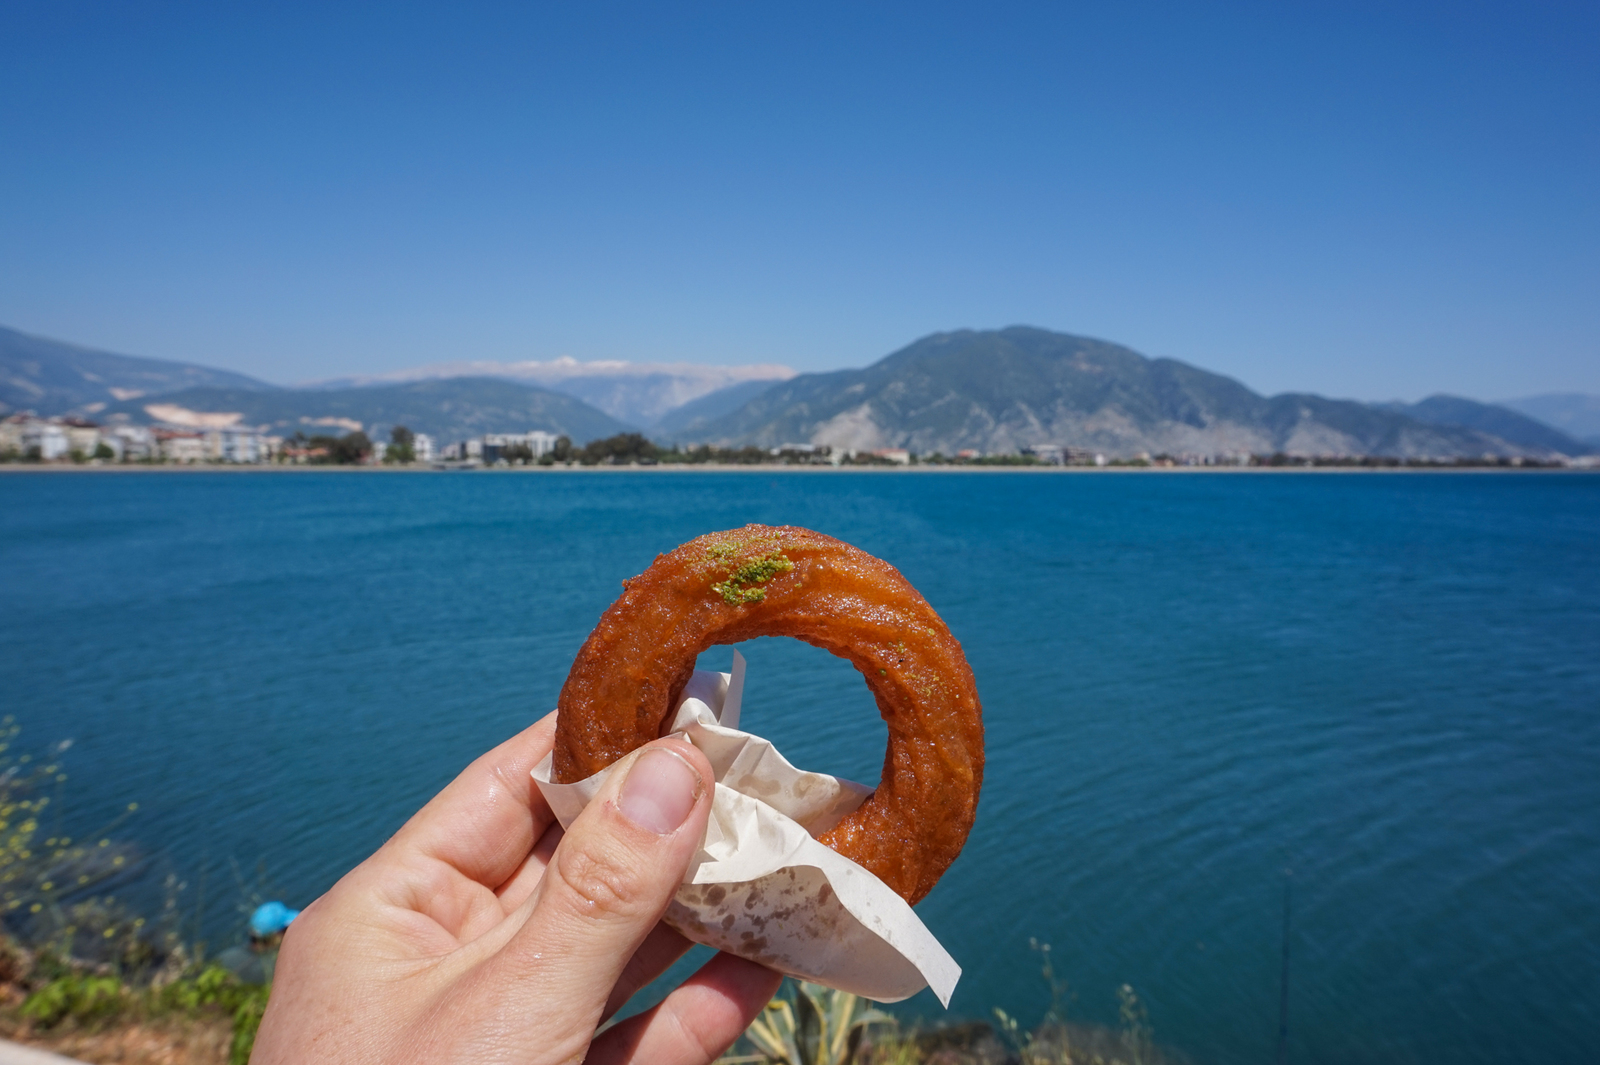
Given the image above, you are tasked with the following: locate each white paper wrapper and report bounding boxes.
[531,652,960,1005]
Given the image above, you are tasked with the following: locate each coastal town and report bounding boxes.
[0,411,1115,467]
[0,411,957,466]
[1,410,1590,470]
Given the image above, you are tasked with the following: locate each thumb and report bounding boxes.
[496,738,712,1036]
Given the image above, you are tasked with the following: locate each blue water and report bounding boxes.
[3,470,1598,1063]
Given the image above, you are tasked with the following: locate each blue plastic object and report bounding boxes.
[250,901,300,936]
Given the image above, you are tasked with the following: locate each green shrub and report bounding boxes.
[17,958,270,1064]
[20,972,127,1027]
[152,963,240,1013]
[229,984,271,1065]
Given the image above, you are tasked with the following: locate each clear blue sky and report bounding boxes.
[2,1,1595,400]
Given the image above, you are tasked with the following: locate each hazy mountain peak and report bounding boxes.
[1380,394,1593,455]
[301,356,796,427]
[301,355,742,385]
[1501,393,1600,447]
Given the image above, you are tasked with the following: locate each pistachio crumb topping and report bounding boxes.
[711,552,795,605]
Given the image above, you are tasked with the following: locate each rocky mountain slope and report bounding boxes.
[1378,395,1593,455]
[307,356,794,428]
[650,379,782,439]
[98,377,629,444]
[685,327,1557,459]
[1,325,268,417]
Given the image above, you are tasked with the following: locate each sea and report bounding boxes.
[2,469,1597,1063]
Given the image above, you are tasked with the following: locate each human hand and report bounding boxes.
[251,711,782,1064]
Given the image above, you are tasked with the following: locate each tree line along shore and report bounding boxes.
[1,418,1585,472]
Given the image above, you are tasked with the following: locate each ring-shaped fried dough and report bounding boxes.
[554,524,984,905]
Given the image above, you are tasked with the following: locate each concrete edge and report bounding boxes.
[0,1039,90,1065]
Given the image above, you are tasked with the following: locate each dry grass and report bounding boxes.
[1,1013,231,1065]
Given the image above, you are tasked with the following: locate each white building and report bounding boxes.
[63,421,103,456]
[22,421,70,461]
[1021,444,1095,466]
[483,431,559,462]
[413,433,436,462]
[440,431,559,463]
[157,430,206,463]
[0,415,31,456]
[1022,444,1063,465]
[770,443,833,465]
[204,426,265,463]
[107,424,156,461]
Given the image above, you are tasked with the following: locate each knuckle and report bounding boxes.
[552,838,650,921]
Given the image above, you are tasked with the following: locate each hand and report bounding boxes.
[251,712,783,1064]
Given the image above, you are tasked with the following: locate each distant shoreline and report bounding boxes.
[1,463,1593,476]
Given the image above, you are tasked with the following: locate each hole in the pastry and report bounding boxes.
[695,636,887,790]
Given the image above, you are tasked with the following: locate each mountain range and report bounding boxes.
[0,325,759,442]
[304,356,794,428]
[3,322,1594,459]
[0,325,268,414]
[674,327,1595,459]
[1499,393,1600,450]
[1373,395,1591,457]
[98,378,631,444]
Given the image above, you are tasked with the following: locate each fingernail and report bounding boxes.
[618,748,703,835]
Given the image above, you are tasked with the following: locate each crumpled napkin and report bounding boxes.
[531,652,960,1005]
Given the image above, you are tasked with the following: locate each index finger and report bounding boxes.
[389,710,562,891]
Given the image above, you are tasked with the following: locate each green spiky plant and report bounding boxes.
[1117,983,1153,1065]
[738,980,896,1065]
[992,939,1077,1065]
